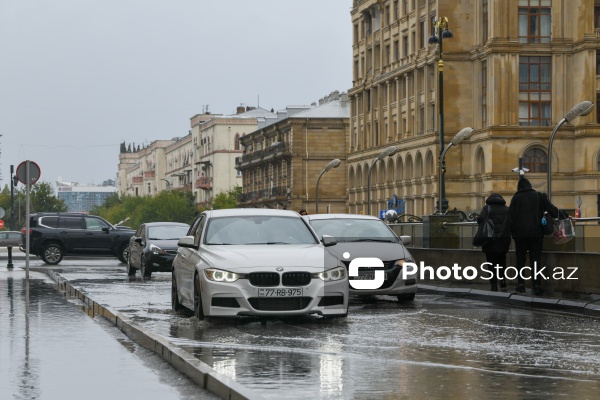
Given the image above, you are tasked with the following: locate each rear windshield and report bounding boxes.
[309,218,399,243]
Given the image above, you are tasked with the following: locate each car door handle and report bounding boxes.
[86,233,94,235]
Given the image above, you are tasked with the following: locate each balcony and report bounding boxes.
[132,177,143,183]
[195,177,212,190]
[144,171,155,179]
[271,185,289,197]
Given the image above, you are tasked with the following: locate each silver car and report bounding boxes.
[305,214,417,302]
[171,209,348,320]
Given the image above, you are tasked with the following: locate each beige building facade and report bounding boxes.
[350,0,600,218]
[236,92,350,214]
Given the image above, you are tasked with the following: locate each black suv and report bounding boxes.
[21,213,135,265]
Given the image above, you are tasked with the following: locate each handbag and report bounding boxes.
[553,213,575,244]
[473,206,495,246]
[541,211,554,235]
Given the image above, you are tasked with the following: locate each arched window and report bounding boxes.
[523,147,548,173]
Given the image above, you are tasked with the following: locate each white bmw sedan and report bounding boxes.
[171,209,348,320]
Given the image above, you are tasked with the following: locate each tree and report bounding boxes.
[30,182,67,213]
[211,186,241,210]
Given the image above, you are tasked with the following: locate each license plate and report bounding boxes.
[352,273,388,281]
[258,288,303,297]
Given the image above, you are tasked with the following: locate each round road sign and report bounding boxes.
[0,220,4,229]
[16,160,41,185]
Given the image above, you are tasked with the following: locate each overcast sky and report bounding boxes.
[0,0,352,187]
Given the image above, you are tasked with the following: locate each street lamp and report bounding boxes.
[438,127,473,215]
[367,146,398,216]
[315,159,341,214]
[547,100,594,201]
[429,16,453,213]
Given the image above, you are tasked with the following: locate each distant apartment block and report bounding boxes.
[56,180,117,213]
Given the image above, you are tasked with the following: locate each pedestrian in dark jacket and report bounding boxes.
[508,178,558,295]
[477,193,511,291]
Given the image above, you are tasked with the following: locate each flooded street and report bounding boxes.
[49,261,600,399]
[0,267,218,400]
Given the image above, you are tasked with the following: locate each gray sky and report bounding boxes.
[0,0,352,187]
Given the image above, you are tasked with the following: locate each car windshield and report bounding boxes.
[205,216,318,245]
[147,225,189,240]
[309,218,399,243]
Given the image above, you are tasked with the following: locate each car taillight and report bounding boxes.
[21,228,32,234]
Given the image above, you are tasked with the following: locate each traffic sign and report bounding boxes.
[0,220,4,229]
[0,207,4,219]
[16,160,41,185]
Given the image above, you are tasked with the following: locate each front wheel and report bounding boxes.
[193,275,205,320]
[171,272,183,312]
[140,255,152,278]
[126,256,137,276]
[397,293,416,302]
[41,243,64,265]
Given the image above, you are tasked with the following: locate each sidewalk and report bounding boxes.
[0,266,220,400]
[418,280,600,316]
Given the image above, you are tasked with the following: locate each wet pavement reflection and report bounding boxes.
[0,267,218,400]
[42,263,600,399]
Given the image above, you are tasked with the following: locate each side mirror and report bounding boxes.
[102,227,110,233]
[177,235,197,249]
[400,235,412,245]
[321,234,337,247]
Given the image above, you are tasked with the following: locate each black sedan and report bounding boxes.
[127,222,190,278]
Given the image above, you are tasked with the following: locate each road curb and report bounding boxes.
[41,268,264,400]
[418,284,600,317]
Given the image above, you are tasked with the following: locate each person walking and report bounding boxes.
[477,193,511,291]
[508,178,558,295]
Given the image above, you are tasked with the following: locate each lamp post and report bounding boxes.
[315,159,341,214]
[10,165,16,231]
[547,101,594,202]
[438,127,473,215]
[429,17,453,213]
[367,146,398,216]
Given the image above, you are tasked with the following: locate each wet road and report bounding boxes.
[25,260,600,399]
[0,267,218,400]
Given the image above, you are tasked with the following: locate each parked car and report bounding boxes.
[0,231,22,247]
[304,214,417,302]
[21,213,135,265]
[127,222,190,278]
[171,209,347,320]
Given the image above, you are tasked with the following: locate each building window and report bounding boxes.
[519,56,551,126]
[518,0,551,44]
[523,147,548,173]
[420,20,426,48]
[596,50,600,75]
[234,134,240,150]
[386,5,390,26]
[483,0,488,43]
[595,6,600,29]
[403,35,408,58]
[482,60,487,127]
[385,44,391,66]
[394,0,399,20]
[394,40,399,62]
[403,0,408,16]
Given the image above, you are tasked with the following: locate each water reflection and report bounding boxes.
[61,267,600,399]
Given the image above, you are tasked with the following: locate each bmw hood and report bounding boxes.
[201,244,337,272]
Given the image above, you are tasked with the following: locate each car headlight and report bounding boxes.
[395,258,415,268]
[313,266,346,282]
[204,268,245,283]
[149,244,166,255]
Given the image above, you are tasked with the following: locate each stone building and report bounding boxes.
[236,92,349,213]
[349,0,600,218]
